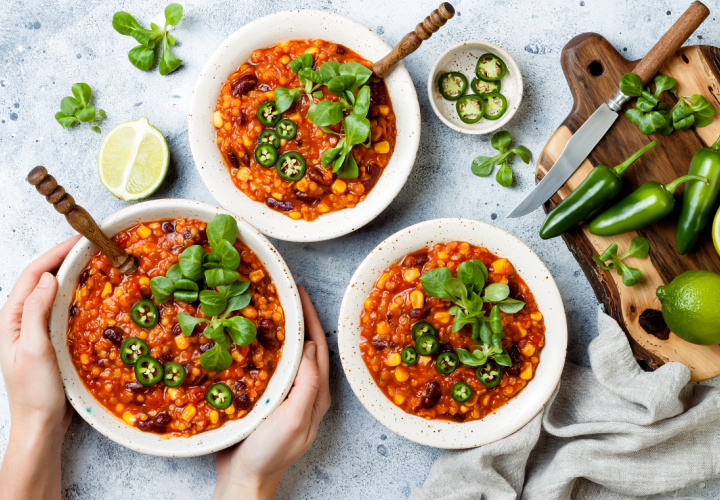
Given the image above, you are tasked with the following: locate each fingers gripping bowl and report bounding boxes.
[49,199,304,457]
[188,10,421,242]
[338,219,567,449]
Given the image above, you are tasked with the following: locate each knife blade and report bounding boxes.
[507,1,710,219]
[507,100,623,218]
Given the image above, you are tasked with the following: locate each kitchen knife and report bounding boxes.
[508,1,709,219]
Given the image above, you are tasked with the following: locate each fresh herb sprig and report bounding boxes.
[471,131,532,187]
[149,214,257,371]
[55,83,106,132]
[274,55,373,178]
[420,260,525,369]
[620,73,716,135]
[592,236,649,287]
[112,4,184,75]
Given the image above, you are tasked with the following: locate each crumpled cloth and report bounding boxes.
[411,306,720,500]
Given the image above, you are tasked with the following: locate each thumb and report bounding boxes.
[20,272,58,346]
[284,341,321,418]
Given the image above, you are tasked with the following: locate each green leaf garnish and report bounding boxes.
[592,236,649,287]
[56,83,106,131]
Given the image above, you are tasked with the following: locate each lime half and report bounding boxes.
[713,208,720,257]
[98,117,168,201]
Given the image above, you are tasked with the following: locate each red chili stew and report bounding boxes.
[359,241,545,422]
[67,218,285,436]
[214,38,396,221]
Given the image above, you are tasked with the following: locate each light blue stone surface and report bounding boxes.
[1,0,719,498]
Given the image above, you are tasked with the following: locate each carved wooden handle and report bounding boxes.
[371,2,455,79]
[632,1,709,84]
[27,166,136,274]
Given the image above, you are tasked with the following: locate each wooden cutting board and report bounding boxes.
[537,33,720,381]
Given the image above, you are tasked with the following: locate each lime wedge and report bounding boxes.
[98,117,168,201]
[713,207,720,257]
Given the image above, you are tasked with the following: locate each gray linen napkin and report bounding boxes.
[410,306,720,500]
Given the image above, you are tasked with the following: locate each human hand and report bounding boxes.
[213,285,331,500]
[0,236,79,435]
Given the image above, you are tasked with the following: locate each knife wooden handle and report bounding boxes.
[632,1,709,85]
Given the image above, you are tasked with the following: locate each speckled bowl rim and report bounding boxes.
[427,41,523,135]
[338,218,566,449]
[188,10,421,242]
[49,199,304,457]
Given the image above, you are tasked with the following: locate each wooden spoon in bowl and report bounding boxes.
[372,2,455,79]
[27,166,136,273]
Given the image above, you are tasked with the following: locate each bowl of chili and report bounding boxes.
[338,218,566,449]
[49,199,304,457]
[188,10,421,242]
[428,41,523,135]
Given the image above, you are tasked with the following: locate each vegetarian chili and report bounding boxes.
[359,242,545,422]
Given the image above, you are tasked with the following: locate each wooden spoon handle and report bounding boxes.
[27,166,136,274]
[632,1,709,84]
[371,2,455,79]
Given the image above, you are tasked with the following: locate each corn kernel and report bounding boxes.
[232,350,243,363]
[482,395,491,407]
[386,353,401,367]
[167,388,179,400]
[531,312,543,321]
[492,258,514,275]
[138,276,150,287]
[394,394,406,405]
[437,251,449,260]
[373,141,390,154]
[279,55,290,64]
[520,363,533,380]
[242,135,252,148]
[237,167,252,181]
[213,111,223,128]
[318,203,331,213]
[101,282,112,298]
[331,179,347,195]
[136,224,151,239]
[122,411,136,425]
[175,335,190,350]
[289,211,302,220]
[522,344,536,357]
[377,272,390,289]
[364,298,373,311]
[394,367,409,382]
[410,290,424,309]
[249,270,265,283]
[304,47,319,54]
[115,403,124,413]
[517,325,528,338]
[434,311,451,324]
[377,105,390,116]
[80,354,90,365]
[209,410,220,424]
[225,404,236,415]
[403,268,420,282]
[181,405,197,422]
[419,355,432,366]
[296,178,309,192]
[376,321,391,335]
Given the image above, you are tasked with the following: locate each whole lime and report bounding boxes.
[656,270,720,345]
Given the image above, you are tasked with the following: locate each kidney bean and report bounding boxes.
[231,74,258,97]
[188,386,206,404]
[236,112,247,127]
[411,253,429,267]
[235,393,251,411]
[265,198,294,212]
[438,343,455,354]
[79,269,90,287]
[294,192,321,205]
[161,221,175,233]
[336,44,346,54]
[154,412,172,427]
[227,152,240,168]
[307,164,332,186]
[257,319,281,351]
[195,229,209,246]
[508,282,521,300]
[125,382,145,393]
[183,228,193,239]
[69,305,79,317]
[420,381,442,409]
[199,341,215,353]
[506,344,523,377]
[408,307,430,320]
[241,153,250,166]
[371,340,387,350]
[258,83,271,92]
[370,82,388,105]
[192,372,208,387]
[102,326,125,345]
[137,419,154,431]
[362,163,382,192]
[234,380,247,393]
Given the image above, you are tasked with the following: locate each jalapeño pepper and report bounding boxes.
[456,95,484,124]
[540,141,657,239]
[438,72,468,101]
[451,382,473,404]
[589,174,709,236]
[676,134,720,254]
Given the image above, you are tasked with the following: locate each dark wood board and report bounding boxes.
[537,33,720,381]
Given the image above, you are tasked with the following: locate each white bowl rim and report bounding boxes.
[49,199,304,457]
[427,40,524,135]
[188,9,421,242]
[337,218,567,449]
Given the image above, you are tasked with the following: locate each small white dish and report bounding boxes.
[188,10,421,242]
[49,199,304,457]
[338,218,566,449]
[428,41,523,135]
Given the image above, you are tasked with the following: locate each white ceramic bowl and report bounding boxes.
[428,41,523,135]
[338,218,566,449]
[188,10,421,242]
[49,199,304,457]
